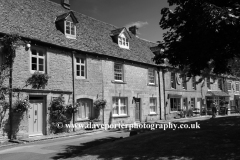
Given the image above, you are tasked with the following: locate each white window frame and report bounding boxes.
[65,20,76,39]
[118,33,129,49]
[192,77,196,90]
[148,68,155,85]
[182,76,187,90]
[30,47,45,74]
[112,97,128,116]
[227,81,232,91]
[114,63,124,82]
[76,57,86,79]
[236,82,239,92]
[150,97,157,114]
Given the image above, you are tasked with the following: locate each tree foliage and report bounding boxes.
[155,0,240,78]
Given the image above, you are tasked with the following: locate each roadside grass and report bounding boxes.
[62,116,240,160]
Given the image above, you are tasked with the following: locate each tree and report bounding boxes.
[155,0,240,79]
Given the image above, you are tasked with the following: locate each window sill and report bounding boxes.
[111,80,127,84]
[30,70,45,74]
[112,115,129,118]
[76,77,88,81]
[75,118,89,122]
[148,113,158,116]
[65,34,76,39]
[147,83,158,87]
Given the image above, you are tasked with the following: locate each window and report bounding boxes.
[183,98,188,110]
[65,21,76,38]
[218,79,223,90]
[30,48,45,73]
[192,77,196,90]
[118,34,129,49]
[236,82,239,92]
[112,97,127,116]
[76,57,86,79]
[227,81,232,91]
[114,63,124,81]
[150,98,157,114]
[191,98,195,109]
[170,98,180,111]
[171,72,176,89]
[207,78,211,89]
[182,76,187,90]
[148,68,155,84]
[76,99,94,120]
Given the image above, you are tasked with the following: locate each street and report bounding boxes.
[0,130,130,160]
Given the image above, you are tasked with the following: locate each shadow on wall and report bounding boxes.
[3,112,27,139]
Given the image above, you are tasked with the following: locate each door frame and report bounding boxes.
[134,98,141,122]
[28,96,46,136]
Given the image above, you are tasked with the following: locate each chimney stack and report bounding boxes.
[129,25,138,36]
[62,0,70,10]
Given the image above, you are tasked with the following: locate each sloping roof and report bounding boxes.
[0,0,158,66]
[206,91,230,97]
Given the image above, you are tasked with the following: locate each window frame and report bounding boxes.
[75,56,87,79]
[182,76,187,90]
[170,98,181,112]
[30,47,45,74]
[171,72,176,89]
[76,98,94,120]
[236,82,240,92]
[112,97,128,117]
[227,81,232,91]
[192,77,196,90]
[148,68,156,85]
[118,33,129,49]
[218,78,223,90]
[65,20,76,39]
[114,63,124,82]
[207,77,211,89]
[149,97,157,114]
[190,98,195,109]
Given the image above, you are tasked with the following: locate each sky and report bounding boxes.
[49,0,171,43]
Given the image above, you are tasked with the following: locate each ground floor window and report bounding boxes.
[112,97,127,116]
[170,98,181,111]
[190,98,195,109]
[150,97,157,114]
[76,98,94,120]
[183,98,188,110]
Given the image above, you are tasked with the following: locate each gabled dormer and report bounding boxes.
[111,28,131,49]
[55,11,78,39]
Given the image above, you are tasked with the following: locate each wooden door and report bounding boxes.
[28,100,43,136]
[135,98,141,121]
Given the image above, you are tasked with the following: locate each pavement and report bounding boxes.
[0,113,238,148]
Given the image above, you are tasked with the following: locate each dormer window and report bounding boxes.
[65,21,76,39]
[118,34,129,49]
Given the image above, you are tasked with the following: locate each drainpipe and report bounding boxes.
[72,51,75,132]
[162,69,167,120]
[101,59,104,124]
[9,53,13,140]
[157,68,162,120]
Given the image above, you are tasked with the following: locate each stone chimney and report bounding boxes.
[62,0,70,10]
[129,25,138,36]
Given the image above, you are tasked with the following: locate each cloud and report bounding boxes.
[125,21,148,29]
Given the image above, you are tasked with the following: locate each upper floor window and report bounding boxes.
[148,68,155,85]
[182,76,187,90]
[227,81,232,91]
[192,77,196,90]
[114,63,124,81]
[218,78,223,90]
[118,34,129,49]
[236,82,240,92]
[65,21,76,39]
[171,73,176,89]
[30,48,45,73]
[76,57,86,79]
[207,77,211,89]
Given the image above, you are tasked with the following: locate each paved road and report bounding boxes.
[0,130,130,160]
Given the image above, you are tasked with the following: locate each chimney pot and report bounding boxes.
[129,25,138,36]
[62,0,70,10]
